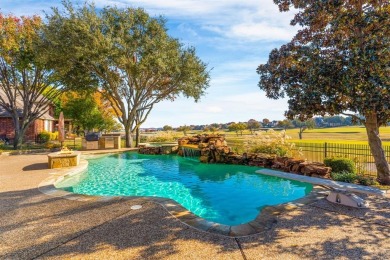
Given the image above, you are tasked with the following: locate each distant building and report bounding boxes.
[270,120,279,127]
[0,89,55,142]
[140,128,159,133]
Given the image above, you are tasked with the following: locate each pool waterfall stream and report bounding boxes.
[181,146,201,160]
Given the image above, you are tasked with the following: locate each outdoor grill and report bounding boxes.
[85,132,100,142]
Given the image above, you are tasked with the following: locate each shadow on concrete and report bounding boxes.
[1,184,389,259]
[22,163,49,171]
[237,198,390,259]
[0,186,240,259]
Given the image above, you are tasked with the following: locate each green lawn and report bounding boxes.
[286,126,390,145]
[218,126,390,145]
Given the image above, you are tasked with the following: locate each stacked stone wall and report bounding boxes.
[177,134,332,179]
[138,144,178,155]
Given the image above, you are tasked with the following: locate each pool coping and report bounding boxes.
[38,153,330,237]
[256,168,386,196]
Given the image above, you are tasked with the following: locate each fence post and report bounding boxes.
[324,142,328,158]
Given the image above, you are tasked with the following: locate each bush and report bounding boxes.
[244,130,303,158]
[331,171,358,183]
[45,142,61,149]
[0,140,4,152]
[37,131,50,143]
[324,157,356,174]
[356,175,377,186]
[251,145,289,156]
[331,171,377,186]
[50,131,58,141]
[140,135,148,143]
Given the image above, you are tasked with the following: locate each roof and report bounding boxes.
[0,88,55,120]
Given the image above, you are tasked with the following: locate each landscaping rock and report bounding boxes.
[175,134,333,179]
[139,146,161,155]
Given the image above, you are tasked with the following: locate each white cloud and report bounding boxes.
[93,0,299,43]
[177,23,198,37]
[229,22,296,41]
[205,105,223,113]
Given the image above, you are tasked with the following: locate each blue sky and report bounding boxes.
[1,0,298,128]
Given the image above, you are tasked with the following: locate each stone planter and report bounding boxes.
[47,151,81,169]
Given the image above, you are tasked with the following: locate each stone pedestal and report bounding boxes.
[82,139,99,150]
[113,135,121,149]
[99,136,114,149]
[48,151,81,169]
[82,135,121,150]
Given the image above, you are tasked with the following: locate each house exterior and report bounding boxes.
[0,90,55,142]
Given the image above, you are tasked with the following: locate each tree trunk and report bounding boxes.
[365,112,390,185]
[12,117,23,149]
[125,126,133,148]
[298,130,302,140]
[135,127,140,147]
[13,130,24,150]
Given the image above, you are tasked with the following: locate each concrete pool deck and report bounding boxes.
[1,152,390,259]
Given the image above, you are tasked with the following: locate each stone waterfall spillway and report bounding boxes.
[181,146,201,160]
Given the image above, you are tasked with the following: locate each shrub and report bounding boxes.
[331,171,358,183]
[324,157,356,174]
[0,140,4,152]
[251,145,289,156]
[50,131,59,141]
[37,131,50,143]
[140,135,148,143]
[244,130,303,158]
[331,171,377,186]
[45,142,61,149]
[356,175,377,186]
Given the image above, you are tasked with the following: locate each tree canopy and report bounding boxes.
[177,125,191,136]
[228,122,247,136]
[0,14,61,149]
[257,0,390,184]
[61,91,120,134]
[247,119,261,134]
[44,2,210,147]
[277,119,294,130]
[292,119,315,140]
[163,125,173,131]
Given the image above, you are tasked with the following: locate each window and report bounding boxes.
[44,120,52,132]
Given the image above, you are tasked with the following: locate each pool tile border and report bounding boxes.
[38,154,330,237]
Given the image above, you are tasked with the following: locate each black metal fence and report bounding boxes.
[33,134,80,149]
[293,142,390,177]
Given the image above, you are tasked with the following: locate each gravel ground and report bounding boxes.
[0,153,389,259]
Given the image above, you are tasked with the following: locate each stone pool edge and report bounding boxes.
[153,185,329,237]
[38,154,330,237]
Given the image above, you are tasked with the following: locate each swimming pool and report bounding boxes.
[55,152,312,226]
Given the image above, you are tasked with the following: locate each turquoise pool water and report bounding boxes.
[56,152,312,225]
